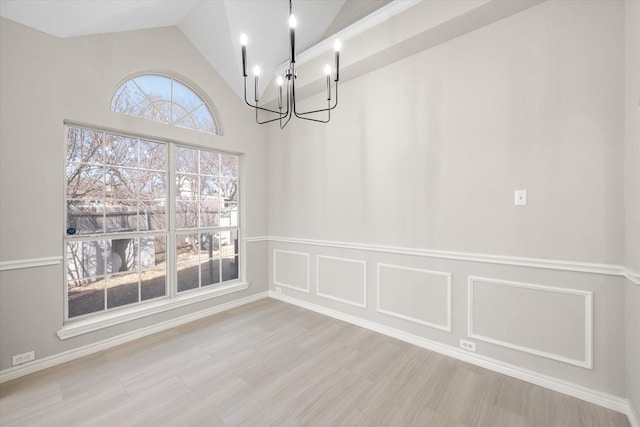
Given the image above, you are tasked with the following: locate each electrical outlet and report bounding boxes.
[12,351,35,366]
[275,287,282,294]
[459,339,476,352]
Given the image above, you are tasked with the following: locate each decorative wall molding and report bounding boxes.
[0,292,269,383]
[273,249,310,292]
[468,276,593,369]
[623,267,640,285]
[376,263,451,332]
[0,256,62,272]
[629,402,640,427]
[250,235,629,278]
[268,291,634,422]
[245,235,270,243]
[316,255,367,308]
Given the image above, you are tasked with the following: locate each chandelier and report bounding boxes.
[240,0,341,128]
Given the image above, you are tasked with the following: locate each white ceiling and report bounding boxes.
[0,0,391,98]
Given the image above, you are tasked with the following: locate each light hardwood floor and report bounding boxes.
[0,298,631,426]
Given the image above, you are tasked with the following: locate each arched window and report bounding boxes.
[111,75,218,135]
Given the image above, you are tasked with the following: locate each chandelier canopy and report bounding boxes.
[240,0,341,129]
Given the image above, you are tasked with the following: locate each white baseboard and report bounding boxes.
[0,292,269,383]
[268,291,636,423]
[629,402,640,427]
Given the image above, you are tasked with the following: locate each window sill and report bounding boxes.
[57,281,249,340]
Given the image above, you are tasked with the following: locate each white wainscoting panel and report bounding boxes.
[273,250,310,292]
[377,263,451,332]
[316,255,367,307]
[468,276,593,369]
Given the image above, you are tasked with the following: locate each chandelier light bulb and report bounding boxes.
[276,76,284,86]
[334,39,342,52]
[289,14,297,29]
[240,33,248,46]
[253,65,261,76]
[324,64,331,75]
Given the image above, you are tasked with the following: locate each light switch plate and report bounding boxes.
[514,190,527,206]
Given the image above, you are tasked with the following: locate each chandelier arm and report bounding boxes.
[279,108,293,129]
[293,81,339,116]
[279,80,294,128]
[293,113,330,123]
[243,77,287,115]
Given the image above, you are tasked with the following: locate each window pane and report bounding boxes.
[220,230,238,258]
[200,176,219,197]
[68,278,105,318]
[141,268,166,301]
[105,134,137,167]
[200,258,220,287]
[139,201,166,231]
[199,151,219,176]
[200,204,220,228]
[66,240,105,281]
[139,236,166,269]
[176,146,198,174]
[172,104,196,130]
[111,80,148,115]
[176,201,198,229]
[106,273,139,309]
[177,262,200,292]
[139,140,166,171]
[219,178,237,201]
[176,233,198,264]
[107,238,137,274]
[105,167,136,199]
[139,102,168,124]
[67,202,105,235]
[200,177,220,227]
[191,104,216,133]
[176,173,198,199]
[133,75,171,102]
[104,202,137,233]
[199,233,219,259]
[67,164,104,199]
[172,80,204,119]
[221,154,238,177]
[148,100,172,124]
[222,254,239,282]
[138,171,166,200]
[66,128,103,164]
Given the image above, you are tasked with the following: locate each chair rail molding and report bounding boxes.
[247,235,630,279]
[0,256,63,272]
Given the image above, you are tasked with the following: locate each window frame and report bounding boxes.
[62,123,243,325]
[110,74,219,135]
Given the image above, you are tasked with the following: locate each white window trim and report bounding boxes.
[57,280,249,339]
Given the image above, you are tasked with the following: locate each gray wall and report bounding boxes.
[0,0,637,419]
[267,0,630,399]
[0,19,269,370]
[625,0,640,418]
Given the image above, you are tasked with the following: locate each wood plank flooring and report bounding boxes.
[0,298,631,426]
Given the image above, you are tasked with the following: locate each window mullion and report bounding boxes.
[168,143,177,299]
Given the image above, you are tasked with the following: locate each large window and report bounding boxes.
[65,126,239,320]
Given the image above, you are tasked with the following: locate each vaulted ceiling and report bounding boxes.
[1,0,546,105]
[0,0,393,99]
